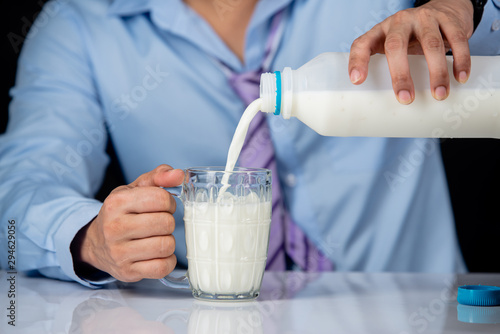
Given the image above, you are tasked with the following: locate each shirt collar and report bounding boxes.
[107,0,155,17]
[107,0,294,29]
[107,0,295,70]
[107,0,208,31]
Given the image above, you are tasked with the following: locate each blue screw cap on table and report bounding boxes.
[457,285,500,306]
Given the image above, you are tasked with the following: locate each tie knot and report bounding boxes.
[229,69,262,105]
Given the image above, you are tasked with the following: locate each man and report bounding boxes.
[0,0,497,287]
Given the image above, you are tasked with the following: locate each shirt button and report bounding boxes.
[285,173,296,187]
[492,19,500,32]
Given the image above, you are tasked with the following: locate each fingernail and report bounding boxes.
[397,90,412,104]
[350,69,361,83]
[459,71,468,84]
[435,86,447,100]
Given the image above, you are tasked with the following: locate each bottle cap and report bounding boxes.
[457,285,500,306]
[273,71,282,116]
[260,72,278,114]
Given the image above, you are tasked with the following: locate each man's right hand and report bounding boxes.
[73,165,184,282]
[348,0,474,104]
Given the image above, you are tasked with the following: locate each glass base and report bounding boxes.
[192,291,259,302]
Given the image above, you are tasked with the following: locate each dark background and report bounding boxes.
[3,1,499,272]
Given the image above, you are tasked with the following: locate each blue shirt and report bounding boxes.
[469,0,500,54]
[1,0,498,287]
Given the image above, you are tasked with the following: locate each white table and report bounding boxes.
[1,270,499,333]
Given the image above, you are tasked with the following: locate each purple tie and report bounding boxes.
[225,12,333,272]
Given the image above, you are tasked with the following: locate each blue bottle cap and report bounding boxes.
[274,71,282,116]
[457,285,500,306]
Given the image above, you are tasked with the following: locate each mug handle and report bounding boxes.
[163,185,183,198]
[159,272,191,290]
[159,185,191,290]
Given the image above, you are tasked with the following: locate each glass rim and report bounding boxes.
[185,166,271,174]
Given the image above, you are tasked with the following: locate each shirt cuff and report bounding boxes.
[53,200,116,288]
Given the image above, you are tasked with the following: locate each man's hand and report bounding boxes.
[73,165,184,282]
[349,0,474,104]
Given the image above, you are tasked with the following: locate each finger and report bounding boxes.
[440,22,471,84]
[123,235,176,263]
[130,164,185,188]
[124,212,175,240]
[415,20,450,100]
[349,26,385,85]
[130,254,177,280]
[106,186,177,214]
[383,25,415,104]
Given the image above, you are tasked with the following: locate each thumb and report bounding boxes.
[130,164,184,188]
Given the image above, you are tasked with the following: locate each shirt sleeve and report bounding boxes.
[0,3,115,288]
[469,0,500,55]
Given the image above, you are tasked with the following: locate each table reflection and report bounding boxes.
[158,301,264,334]
[3,270,500,333]
[457,305,500,324]
[71,297,173,334]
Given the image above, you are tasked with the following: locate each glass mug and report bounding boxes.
[160,167,272,301]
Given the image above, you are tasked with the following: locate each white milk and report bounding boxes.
[184,193,271,295]
[223,98,262,178]
[292,90,500,138]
